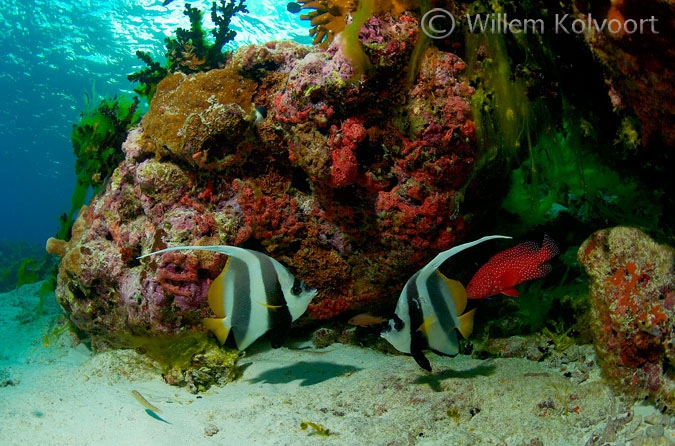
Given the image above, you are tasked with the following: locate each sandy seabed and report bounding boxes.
[1,283,674,446]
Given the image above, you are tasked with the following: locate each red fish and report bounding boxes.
[465,234,559,299]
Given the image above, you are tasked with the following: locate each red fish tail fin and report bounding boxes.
[540,234,559,261]
[526,235,559,281]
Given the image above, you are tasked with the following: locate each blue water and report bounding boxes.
[0,0,307,247]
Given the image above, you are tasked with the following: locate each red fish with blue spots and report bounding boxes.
[466,234,559,299]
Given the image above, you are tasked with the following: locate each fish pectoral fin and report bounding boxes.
[257,301,283,310]
[501,288,519,297]
[202,317,230,344]
[416,316,436,335]
[457,308,476,339]
[534,262,553,278]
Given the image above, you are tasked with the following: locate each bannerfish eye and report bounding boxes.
[291,278,303,296]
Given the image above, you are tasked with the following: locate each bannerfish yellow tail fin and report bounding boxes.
[457,308,476,339]
[207,260,228,317]
[203,317,230,344]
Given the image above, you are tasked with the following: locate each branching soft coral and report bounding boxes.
[294,0,356,47]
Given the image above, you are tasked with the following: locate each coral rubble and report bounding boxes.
[578,227,675,409]
[52,10,480,349]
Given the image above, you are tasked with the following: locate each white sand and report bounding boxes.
[1,283,673,445]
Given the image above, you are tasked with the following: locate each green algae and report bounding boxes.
[463,0,668,243]
[61,93,141,242]
[122,330,238,368]
[300,421,335,437]
[405,0,430,88]
[501,110,662,233]
[340,0,374,81]
[541,322,575,353]
[466,30,529,165]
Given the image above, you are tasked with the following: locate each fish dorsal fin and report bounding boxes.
[440,274,468,314]
[420,235,512,277]
[138,244,251,260]
[490,241,539,263]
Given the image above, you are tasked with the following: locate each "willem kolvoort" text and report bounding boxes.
[465,13,659,35]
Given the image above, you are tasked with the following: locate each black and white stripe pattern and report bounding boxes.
[381,235,511,371]
[139,245,317,350]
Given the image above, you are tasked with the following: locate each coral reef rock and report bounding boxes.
[53,13,481,348]
[578,227,675,409]
[574,0,675,146]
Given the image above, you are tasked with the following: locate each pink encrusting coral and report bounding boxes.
[326,117,367,188]
[50,10,486,347]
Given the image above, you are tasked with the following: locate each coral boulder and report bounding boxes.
[52,13,481,349]
[578,227,675,409]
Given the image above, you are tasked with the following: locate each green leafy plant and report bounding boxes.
[501,110,662,232]
[59,93,141,240]
[16,258,43,288]
[0,240,56,293]
[128,0,248,101]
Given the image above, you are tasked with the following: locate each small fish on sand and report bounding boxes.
[381,235,511,371]
[131,389,160,413]
[466,234,559,299]
[139,245,317,350]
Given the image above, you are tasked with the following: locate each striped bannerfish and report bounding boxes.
[139,245,317,350]
[381,235,511,371]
